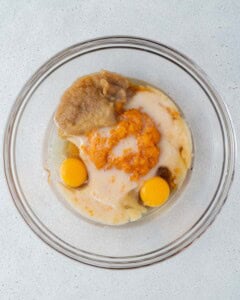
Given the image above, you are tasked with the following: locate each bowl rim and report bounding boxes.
[3,35,236,269]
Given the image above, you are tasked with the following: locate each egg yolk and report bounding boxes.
[140,176,170,207]
[60,158,87,188]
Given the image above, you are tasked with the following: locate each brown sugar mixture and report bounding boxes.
[55,70,132,135]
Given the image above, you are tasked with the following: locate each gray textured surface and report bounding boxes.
[0,1,240,299]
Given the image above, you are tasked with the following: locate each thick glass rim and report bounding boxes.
[3,36,236,269]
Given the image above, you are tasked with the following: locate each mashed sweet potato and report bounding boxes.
[83,109,160,180]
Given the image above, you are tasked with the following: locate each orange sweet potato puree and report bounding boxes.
[83,109,160,180]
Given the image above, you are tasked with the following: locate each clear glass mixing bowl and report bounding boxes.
[4,36,235,268]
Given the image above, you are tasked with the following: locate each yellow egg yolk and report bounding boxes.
[140,176,170,207]
[60,158,87,188]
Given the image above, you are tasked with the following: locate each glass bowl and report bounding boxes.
[4,36,235,269]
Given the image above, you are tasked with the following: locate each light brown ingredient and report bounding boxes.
[55,70,131,135]
[65,141,79,158]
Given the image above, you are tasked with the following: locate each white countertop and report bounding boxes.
[1,1,240,299]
